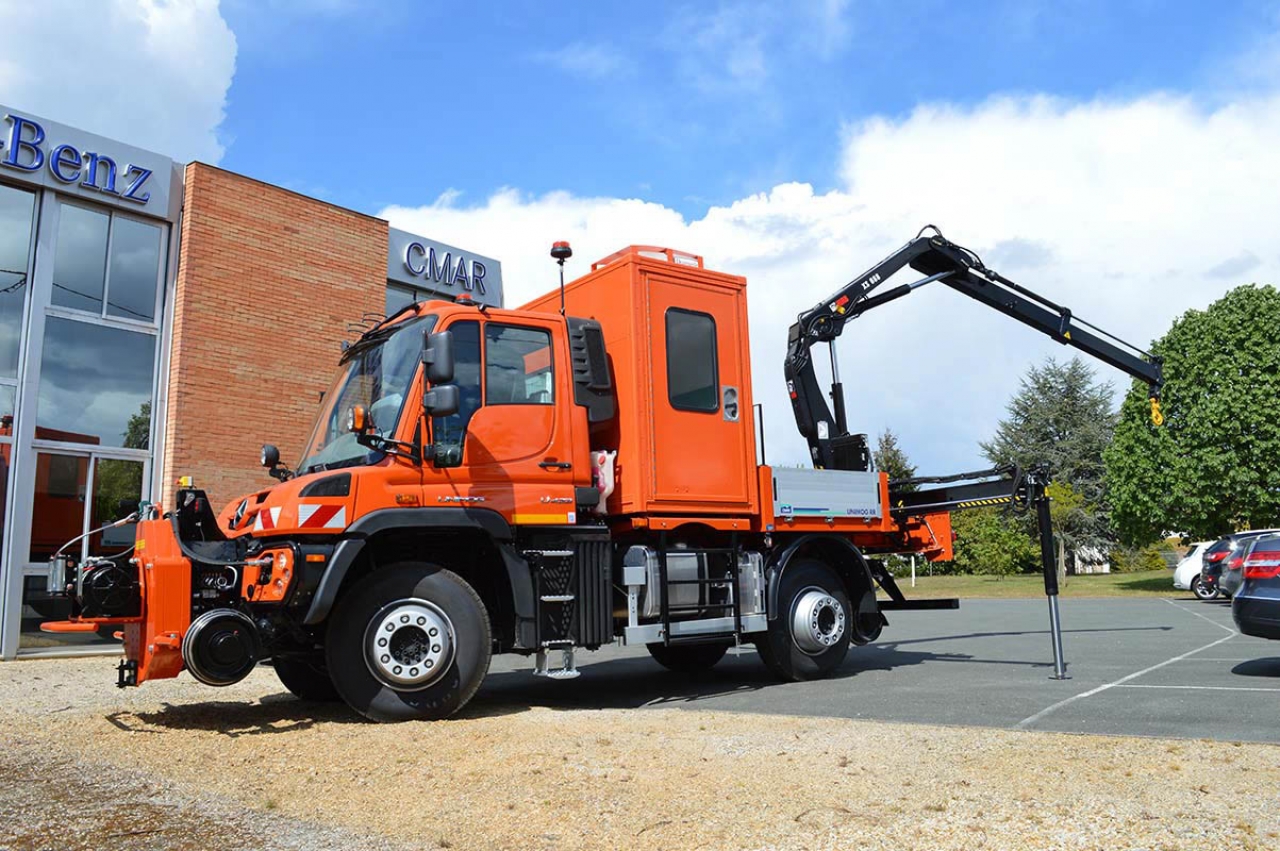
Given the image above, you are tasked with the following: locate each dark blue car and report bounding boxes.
[1232,534,1280,640]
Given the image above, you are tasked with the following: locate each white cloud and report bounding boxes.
[0,0,236,163]
[382,91,1280,475]
[534,42,635,80]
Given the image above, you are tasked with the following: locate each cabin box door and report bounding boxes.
[644,274,752,510]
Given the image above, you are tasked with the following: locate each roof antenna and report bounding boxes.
[551,240,573,316]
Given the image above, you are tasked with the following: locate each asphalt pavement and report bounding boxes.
[477,594,1280,743]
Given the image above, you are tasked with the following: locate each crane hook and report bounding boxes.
[1150,398,1164,426]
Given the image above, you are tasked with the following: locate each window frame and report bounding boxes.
[48,199,166,331]
[664,307,720,414]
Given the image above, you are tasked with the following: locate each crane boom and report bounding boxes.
[784,226,1164,470]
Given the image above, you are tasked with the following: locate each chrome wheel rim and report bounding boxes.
[363,599,455,690]
[791,587,846,655]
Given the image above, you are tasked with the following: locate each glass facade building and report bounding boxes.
[0,106,182,656]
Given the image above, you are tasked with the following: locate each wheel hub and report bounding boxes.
[364,600,455,689]
[791,588,846,655]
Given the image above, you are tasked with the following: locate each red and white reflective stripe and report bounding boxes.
[253,507,281,532]
[298,504,347,529]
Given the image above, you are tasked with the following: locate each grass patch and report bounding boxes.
[880,568,1182,600]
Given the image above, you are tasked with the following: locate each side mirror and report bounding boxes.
[423,330,455,385]
[346,404,371,434]
[423,385,460,418]
[260,444,280,469]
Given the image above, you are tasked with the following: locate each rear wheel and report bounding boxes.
[647,641,729,672]
[272,654,340,702]
[1191,575,1219,601]
[756,559,851,681]
[326,564,491,722]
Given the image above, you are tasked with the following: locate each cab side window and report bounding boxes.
[432,320,481,467]
[485,324,554,405]
[665,308,718,412]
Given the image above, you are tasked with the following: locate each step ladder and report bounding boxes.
[526,548,581,679]
[657,531,742,646]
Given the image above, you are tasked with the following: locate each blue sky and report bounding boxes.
[216,0,1276,219]
[6,0,1280,473]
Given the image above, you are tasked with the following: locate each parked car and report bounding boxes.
[1232,534,1280,639]
[1172,542,1214,598]
[1199,530,1280,600]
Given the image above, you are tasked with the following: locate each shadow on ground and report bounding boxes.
[97,623,1176,727]
[105,694,365,735]
[1231,657,1280,678]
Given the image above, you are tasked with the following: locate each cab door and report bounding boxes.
[430,316,580,524]
[646,275,753,510]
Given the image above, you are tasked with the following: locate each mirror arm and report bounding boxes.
[354,432,423,466]
[268,465,294,482]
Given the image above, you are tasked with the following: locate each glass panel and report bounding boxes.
[0,184,35,378]
[666,309,719,412]
[52,204,109,314]
[106,217,161,322]
[485,324,553,405]
[431,320,481,467]
[37,317,155,447]
[29,452,88,563]
[296,316,434,474]
[386,285,415,316]
[21,452,128,650]
[0,384,14,430]
[89,458,143,556]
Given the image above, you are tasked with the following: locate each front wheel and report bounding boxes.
[756,559,852,681]
[326,564,491,722]
[1191,575,1219,601]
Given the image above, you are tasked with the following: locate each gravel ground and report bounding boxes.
[3,656,1278,851]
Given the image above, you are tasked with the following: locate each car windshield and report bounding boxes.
[297,315,434,474]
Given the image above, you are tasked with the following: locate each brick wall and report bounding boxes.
[162,164,387,510]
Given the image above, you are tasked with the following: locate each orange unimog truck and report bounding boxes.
[44,229,1163,720]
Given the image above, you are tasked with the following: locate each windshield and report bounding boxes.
[298,315,434,474]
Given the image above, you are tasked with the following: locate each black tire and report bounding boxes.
[1191,575,1219,601]
[756,559,851,682]
[272,654,341,702]
[326,564,491,722]
[646,641,729,672]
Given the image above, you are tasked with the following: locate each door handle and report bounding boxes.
[539,460,572,470]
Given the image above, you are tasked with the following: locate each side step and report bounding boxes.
[532,644,580,680]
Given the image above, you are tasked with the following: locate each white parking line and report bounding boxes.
[1116,684,1280,693]
[1015,600,1238,729]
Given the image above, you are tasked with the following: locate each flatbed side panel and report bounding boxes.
[768,468,895,535]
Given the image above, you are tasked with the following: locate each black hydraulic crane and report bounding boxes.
[784,225,1164,472]
[783,226,1166,678]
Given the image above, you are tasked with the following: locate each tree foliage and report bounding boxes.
[981,357,1117,556]
[873,428,917,492]
[946,508,1039,577]
[1106,284,1280,544]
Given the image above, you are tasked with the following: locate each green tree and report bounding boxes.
[946,507,1040,577]
[123,401,150,450]
[873,428,917,491]
[981,357,1117,563]
[1106,284,1280,543]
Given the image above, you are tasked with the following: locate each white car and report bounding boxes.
[1173,542,1214,598]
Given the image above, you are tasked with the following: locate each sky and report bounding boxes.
[3,0,1279,474]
